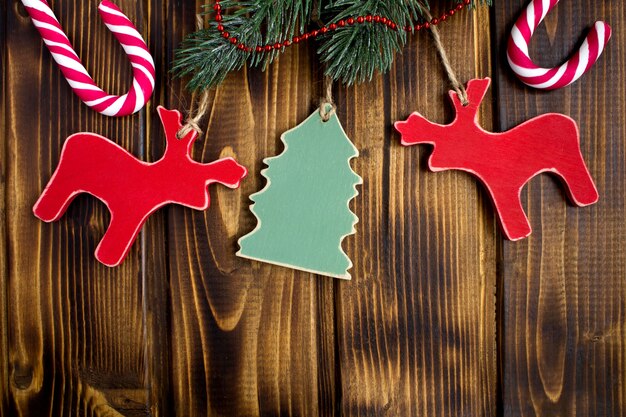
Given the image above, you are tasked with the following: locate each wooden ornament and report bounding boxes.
[33,106,248,267]
[237,106,362,279]
[395,78,598,240]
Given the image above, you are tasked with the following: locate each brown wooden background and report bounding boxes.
[2,1,625,416]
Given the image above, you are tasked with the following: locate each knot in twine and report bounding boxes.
[177,90,211,139]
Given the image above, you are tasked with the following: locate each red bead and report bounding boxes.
[448,9,455,15]
[256,46,263,52]
[431,18,439,25]
[357,16,364,24]
[338,20,346,27]
[310,30,318,37]
[213,4,221,11]
[374,15,381,22]
[237,44,245,50]
[329,23,337,30]
[366,15,373,22]
[321,26,329,33]
[293,36,301,43]
[221,31,229,38]
[215,14,222,22]
[381,17,388,24]
[415,24,423,30]
[457,4,464,10]
[423,22,430,29]
[283,40,290,46]
[347,18,355,25]
[264,45,272,52]
[390,22,397,30]
[230,37,238,44]
[440,14,447,21]
[217,24,224,31]
[464,0,471,4]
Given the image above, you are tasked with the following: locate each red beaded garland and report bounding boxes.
[212,0,471,53]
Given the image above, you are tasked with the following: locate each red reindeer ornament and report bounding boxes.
[395,78,598,240]
[34,107,248,266]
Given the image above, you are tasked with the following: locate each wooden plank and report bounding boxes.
[335,4,498,416]
[1,0,9,415]
[6,1,155,415]
[494,1,626,416]
[143,2,174,417]
[163,2,336,415]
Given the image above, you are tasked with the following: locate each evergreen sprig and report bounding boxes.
[172,0,492,92]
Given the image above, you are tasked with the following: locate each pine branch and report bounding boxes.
[172,0,493,91]
[317,0,420,85]
[172,0,316,91]
[318,0,492,85]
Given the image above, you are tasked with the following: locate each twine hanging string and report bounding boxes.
[319,75,336,122]
[177,4,470,133]
[421,6,469,106]
[177,15,212,139]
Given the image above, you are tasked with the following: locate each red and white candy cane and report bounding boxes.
[507,0,612,90]
[21,0,155,117]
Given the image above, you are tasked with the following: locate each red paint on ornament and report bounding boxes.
[33,107,248,267]
[395,78,598,240]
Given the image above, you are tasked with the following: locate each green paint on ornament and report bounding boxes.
[237,106,362,279]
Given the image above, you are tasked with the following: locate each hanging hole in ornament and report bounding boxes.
[320,102,336,122]
[456,92,469,107]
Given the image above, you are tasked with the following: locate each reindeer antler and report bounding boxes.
[157,107,198,156]
[449,78,492,114]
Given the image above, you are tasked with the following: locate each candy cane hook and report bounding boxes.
[21,0,155,117]
[507,0,612,90]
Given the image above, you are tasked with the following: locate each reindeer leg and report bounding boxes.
[554,157,599,206]
[33,170,81,222]
[488,186,532,240]
[95,214,145,267]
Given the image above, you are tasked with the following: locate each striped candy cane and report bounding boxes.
[22,0,155,117]
[507,0,612,90]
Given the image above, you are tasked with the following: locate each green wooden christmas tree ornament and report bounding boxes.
[237,106,362,279]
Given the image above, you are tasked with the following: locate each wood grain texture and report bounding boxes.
[335,4,497,416]
[161,2,336,415]
[143,4,174,417]
[3,1,625,416]
[1,0,9,415]
[494,1,626,416]
[6,1,155,415]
